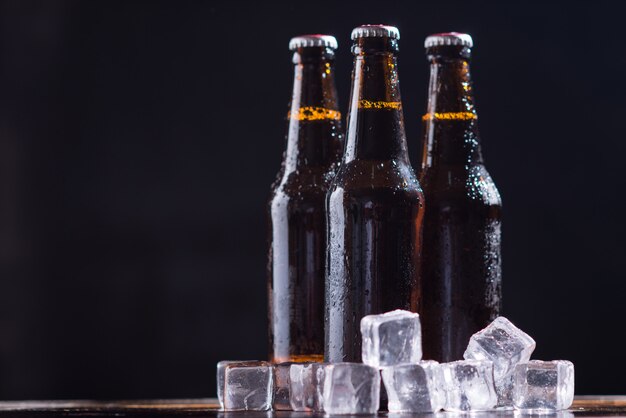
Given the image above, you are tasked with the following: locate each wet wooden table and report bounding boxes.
[0,397,624,417]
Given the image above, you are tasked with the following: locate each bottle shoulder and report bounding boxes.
[328,159,424,206]
[420,163,501,207]
[332,159,422,191]
[270,165,338,204]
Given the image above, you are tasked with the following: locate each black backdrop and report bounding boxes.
[0,0,624,399]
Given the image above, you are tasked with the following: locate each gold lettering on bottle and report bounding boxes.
[358,100,402,110]
[422,112,477,121]
[288,106,341,121]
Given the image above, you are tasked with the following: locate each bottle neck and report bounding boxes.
[284,48,341,173]
[344,47,409,163]
[422,51,483,168]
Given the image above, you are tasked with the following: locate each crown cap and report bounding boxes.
[424,32,473,48]
[351,25,400,40]
[289,35,338,51]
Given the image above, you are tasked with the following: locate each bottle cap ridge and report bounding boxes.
[424,32,473,48]
[289,35,338,51]
[351,25,400,40]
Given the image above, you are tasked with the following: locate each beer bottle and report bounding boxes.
[268,35,343,363]
[419,33,502,362]
[325,25,424,363]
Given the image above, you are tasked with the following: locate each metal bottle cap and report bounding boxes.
[351,25,400,40]
[289,35,338,51]
[424,32,473,48]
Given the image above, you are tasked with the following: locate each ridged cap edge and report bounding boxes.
[351,25,400,40]
[289,35,338,51]
[424,32,473,48]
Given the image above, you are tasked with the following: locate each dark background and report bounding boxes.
[0,0,624,400]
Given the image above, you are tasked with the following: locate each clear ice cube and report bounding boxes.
[217,361,239,409]
[289,363,325,412]
[220,361,272,411]
[441,360,498,411]
[464,317,536,381]
[381,360,445,413]
[513,360,575,411]
[463,316,536,406]
[272,362,295,411]
[360,309,422,368]
[494,374,515,408]
[322,363,381,414]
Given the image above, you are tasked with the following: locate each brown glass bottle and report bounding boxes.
[268,35,343,364]
[419,33,502,362]
[325,26,424,363]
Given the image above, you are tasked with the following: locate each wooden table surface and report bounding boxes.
[0,397,624,416]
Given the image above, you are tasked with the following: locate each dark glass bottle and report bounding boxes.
[268,35,343,364]
[419,33,502,362]
[325,25,424,363]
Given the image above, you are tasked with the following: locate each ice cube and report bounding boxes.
[381,360,445,413]
[441,360,498,411]
[407,411,574,418]
[272,362,295,410]
[360,309,422,368]
[220,361,273,411]
[216,412,273,418]
[464,316,536,406]
[464,317,536,381]
[289,362,325,412]
[217,361,239,409]
[322,363,381,414]
[494,374,515,408]
[512,360,575,411]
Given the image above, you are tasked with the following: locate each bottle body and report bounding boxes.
[325,30,424,363]
[269,169,335,362]
[325,160,423,362]
[419,38,502,362]
[419,163,501,361]
[268,41,342,363]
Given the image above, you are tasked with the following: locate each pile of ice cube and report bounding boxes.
[217,310,574,414]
